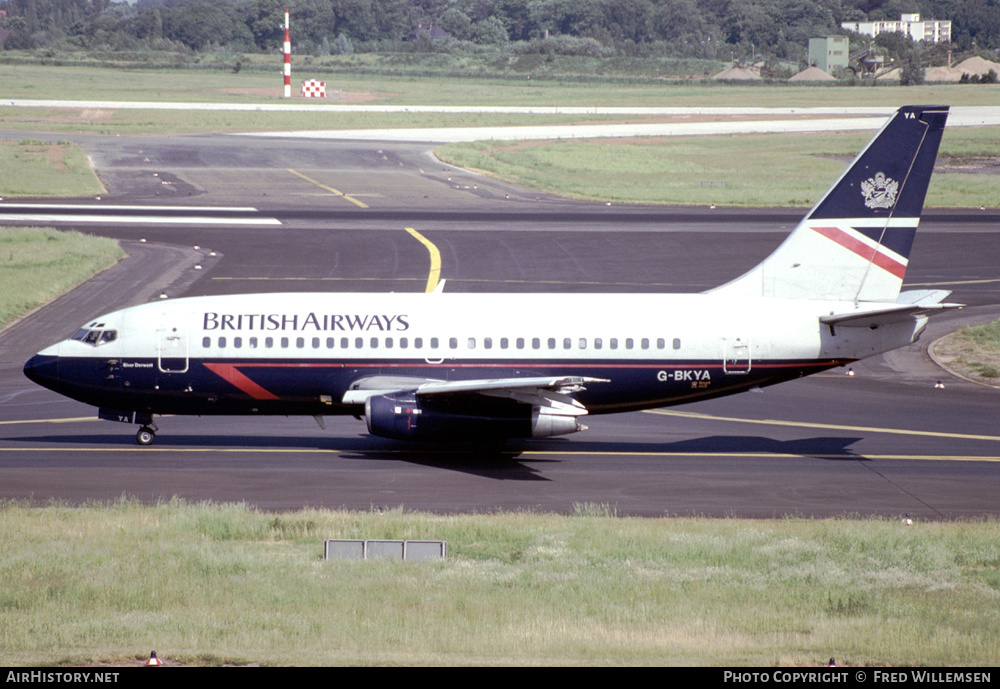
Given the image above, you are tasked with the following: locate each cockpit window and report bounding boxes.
[71,328,118,347]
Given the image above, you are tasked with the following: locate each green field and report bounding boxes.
[437,127,1000,208]
[0,227,123,328]
[1,499,997,666]
[3,62,1000,109]
[0,139,106,197]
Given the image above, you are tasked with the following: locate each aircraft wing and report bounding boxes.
[341,375,607,415]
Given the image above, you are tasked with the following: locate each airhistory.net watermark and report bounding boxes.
[6,673,119,684]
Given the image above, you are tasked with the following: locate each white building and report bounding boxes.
[841,14,951,44]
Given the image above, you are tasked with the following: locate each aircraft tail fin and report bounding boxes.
[710,105,949,303]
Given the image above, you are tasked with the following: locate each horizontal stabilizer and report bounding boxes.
[894,289,956,306]
[820,291,962,328]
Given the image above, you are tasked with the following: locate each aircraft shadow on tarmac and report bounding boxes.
[5,433,867,481]
[4,431,558,481]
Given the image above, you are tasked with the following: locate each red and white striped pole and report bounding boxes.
[283,9,291,98]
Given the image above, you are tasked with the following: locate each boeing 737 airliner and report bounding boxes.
[25,106,958,447]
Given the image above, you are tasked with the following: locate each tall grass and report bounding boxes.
[1,499,997,666]
[0,227,123,328]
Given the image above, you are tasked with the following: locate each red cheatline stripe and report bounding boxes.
[203,363,279,400]
[812,226,906,279]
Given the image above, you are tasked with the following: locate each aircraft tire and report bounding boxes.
[136,427,156,446]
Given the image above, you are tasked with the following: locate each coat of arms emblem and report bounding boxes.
[861,172,899,209]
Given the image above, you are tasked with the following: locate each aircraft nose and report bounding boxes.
[23,353,60,389]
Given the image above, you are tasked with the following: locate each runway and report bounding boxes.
[2,129,999,518]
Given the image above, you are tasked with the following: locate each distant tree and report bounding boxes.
[438,7,472,41]
[160,2,252,51]
[244,0,286,52]
[529,0,605,40]
[874,30,912,61]
[722,0,780,49]
[898,50,924,85]
[333,32,353,54]
[602,0,655,44]
[472,15,507,45]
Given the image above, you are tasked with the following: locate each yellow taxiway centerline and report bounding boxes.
[0,446,997,462]
[405,227,442,294]
[287,169,368,208]
[645,409,1000,443]
[0,417,96,425]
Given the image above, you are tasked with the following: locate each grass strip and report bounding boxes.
[932,320,1000,385]
[3,62,1000,109]
[1,499,997,666]
[0,227,124,328]
[0,139,106,197]
[436,127,1000,208]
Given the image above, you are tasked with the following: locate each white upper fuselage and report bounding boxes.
[44,291,907,364]
[39,290,925,411]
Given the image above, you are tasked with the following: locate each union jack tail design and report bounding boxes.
[711,105,949,303]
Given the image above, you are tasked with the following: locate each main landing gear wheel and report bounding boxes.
[136,426,156,446]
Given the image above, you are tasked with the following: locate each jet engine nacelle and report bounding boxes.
[364,393,583,442]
